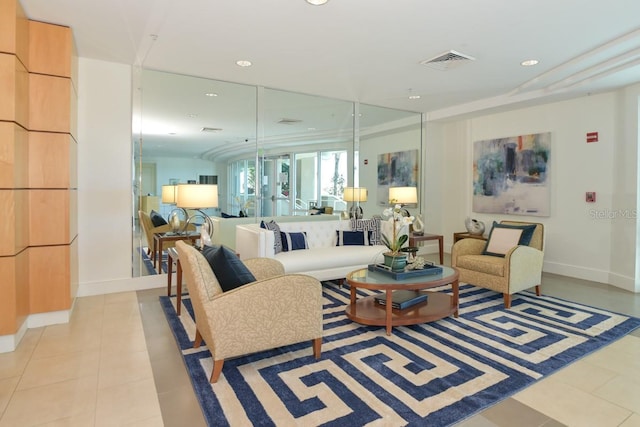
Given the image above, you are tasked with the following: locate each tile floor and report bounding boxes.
[1,253,640,426]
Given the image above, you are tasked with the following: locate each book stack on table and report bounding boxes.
[374,290,428,310]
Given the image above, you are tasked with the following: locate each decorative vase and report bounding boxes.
[383,253,408,272]
[464,217,485,235]
[412,213,424,235]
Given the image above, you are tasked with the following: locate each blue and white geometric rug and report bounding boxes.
[160,283,640,427]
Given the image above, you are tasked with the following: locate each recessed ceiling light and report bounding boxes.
[236,60,252,67]
[408,95,421,100]
[306,0,329,5]
[521,59,539,67]
[204,92,218,97]
[187,113,198,118]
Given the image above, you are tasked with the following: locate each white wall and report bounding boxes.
[77,58,164,296]
[432,91,638,292]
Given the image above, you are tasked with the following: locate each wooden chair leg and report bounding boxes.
[193,329,203,348]
[503,293,512,309]
[210,359,224,383]
[312,337,322,359]
[535,285,541,296]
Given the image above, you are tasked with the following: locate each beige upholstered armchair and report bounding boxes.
[175,241,323,383]
[451,221,544,308]
[138,210,195,254]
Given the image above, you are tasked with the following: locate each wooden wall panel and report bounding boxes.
[0,190,16,256]
[0,122,28,188]
[28,189,70,246]
[0,257,17,334]
[28,132,70,188]
[28,73,70,133]
[28,21,71,78]
[0,54,28,126]
[69,189,77,241]
[28,245,70,313]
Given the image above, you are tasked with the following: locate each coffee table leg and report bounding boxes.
[438,236,444,265]
[452,279,459,318]
[385,289,393,336]
[157,241,163,273]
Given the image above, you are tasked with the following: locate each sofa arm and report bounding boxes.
[243,258,285,280]
[207,274,323,360]
[451,238,486,266]
[235,224,275,259]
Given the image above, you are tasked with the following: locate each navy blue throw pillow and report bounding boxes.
[336,230,369,246]
[281,231,308,252]
[150,210,168,227]
[201,245,256,292]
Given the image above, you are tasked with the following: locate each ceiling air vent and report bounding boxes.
[201,127,223,132]
[277,118,303,125]
[420,50,475,71]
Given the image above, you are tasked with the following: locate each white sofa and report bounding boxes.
[235,219,389,281]
[211,214,337,250]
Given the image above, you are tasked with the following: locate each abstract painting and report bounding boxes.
[377,149,419,205]
[473,132,550,216]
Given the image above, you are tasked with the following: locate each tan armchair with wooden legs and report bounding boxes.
[138,210,195,254]
[451,221,544,308]
[175,241,323,383]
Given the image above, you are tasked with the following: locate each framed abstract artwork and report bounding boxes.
[473,132,551,216]
[377,149,419,205]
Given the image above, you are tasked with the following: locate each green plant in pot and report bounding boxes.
[381,204,414,271]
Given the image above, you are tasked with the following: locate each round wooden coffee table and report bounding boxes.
[345,266,459,336]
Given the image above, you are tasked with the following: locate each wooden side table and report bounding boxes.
[152,232,200,273]
[408,233,444,264]
[453,232,487,244]
[166,247,185,315]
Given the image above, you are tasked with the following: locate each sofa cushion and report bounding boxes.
[457,254,506,276]
[275,245,386,274]
[261,220,283,254]
[336,230,369,246]
[483,221,537,257]
[150,210,168,227]
[281,231,308,251]
[350,218,381,245]
[202,245,256,292]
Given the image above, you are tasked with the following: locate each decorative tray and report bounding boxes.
[367,263,443,280]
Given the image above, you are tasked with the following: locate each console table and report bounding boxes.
[152,232,200,274]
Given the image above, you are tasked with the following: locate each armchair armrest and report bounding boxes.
[451,238,486,265]
[505,245,544,292]
[243,258,285,280]
[206,274,323,360]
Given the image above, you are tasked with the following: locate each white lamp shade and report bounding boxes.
[176,184,219,208]
[389,186,417,204]
[161,185,177,204]
[343,187,368,202]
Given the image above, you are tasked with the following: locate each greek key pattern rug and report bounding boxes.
[160,284,640,427]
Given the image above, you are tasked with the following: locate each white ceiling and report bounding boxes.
[20,0,640,157]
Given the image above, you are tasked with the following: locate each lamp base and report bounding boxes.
[349,205,363,220]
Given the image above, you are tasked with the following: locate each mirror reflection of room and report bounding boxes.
[135,69,423,276]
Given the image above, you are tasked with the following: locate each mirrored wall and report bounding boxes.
[133,69,423,276]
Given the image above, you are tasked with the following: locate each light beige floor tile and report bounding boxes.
[31,329,102,360]
[98,350,154,390]
[17,350,100,390]
[100,325,148,354]
[124,415,164,426]
[514,377,631,427]
[0,375,98,427]
[36,411,96,426]
[582,339,640,380]
[593,375,640,413]
[619,413,640,427]
[104,291,138,304]
[95,377,162,427]
[0,376,20,415]
[547,359,618,393]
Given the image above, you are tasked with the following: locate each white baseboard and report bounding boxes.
[0,321,27,354]
[76,274,165,297]
[543,261,636,292]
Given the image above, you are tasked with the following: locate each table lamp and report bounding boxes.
[176,184,218,242]
[388,186,417,216]
[343,187,367,219]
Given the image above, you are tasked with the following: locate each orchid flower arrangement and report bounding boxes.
[381,204,414,254]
